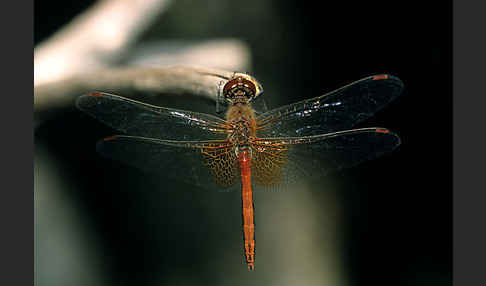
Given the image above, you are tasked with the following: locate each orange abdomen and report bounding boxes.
[238,150,255,271]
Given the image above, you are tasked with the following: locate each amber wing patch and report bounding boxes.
[250,140,288,186]
[200,142,239,188]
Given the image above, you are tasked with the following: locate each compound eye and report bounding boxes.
[222,75,260,104]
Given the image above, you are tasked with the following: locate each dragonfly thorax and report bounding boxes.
[226,104,257,147]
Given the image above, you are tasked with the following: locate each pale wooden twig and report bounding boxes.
[34,0,173,86]
[127,39,251,72]
[34,66,235,124]
[34,0,251,125]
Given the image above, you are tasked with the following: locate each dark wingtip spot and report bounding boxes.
[375,128,390,134]
[88,93,104,97]
[104,136,117,141]
[372,74,389,80]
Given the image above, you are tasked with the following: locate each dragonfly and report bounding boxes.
[76,72,403,271]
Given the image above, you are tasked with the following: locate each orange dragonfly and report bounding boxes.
[76,73,403,271]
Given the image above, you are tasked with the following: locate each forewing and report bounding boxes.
[250,128,400,190]
[76,92,228,141]
[96,135,240,191]
[256,75,403,137]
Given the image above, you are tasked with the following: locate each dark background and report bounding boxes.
[35,1,451,285]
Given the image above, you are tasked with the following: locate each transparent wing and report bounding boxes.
[256,74,404,137]
[96,135,240,191]
[250,127,400,190]
[76,92,228,141]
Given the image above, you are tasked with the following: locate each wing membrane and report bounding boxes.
[76,92,228,141]
[250,127,400,189]
[96,135,239,191]
[256,75,403,137]
[96,129,399,191]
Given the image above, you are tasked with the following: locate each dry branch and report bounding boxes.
[34,0,173,86]
[34,0,251,125]
[34,66,235,124]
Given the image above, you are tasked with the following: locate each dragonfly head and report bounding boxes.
[222,73,263,105]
